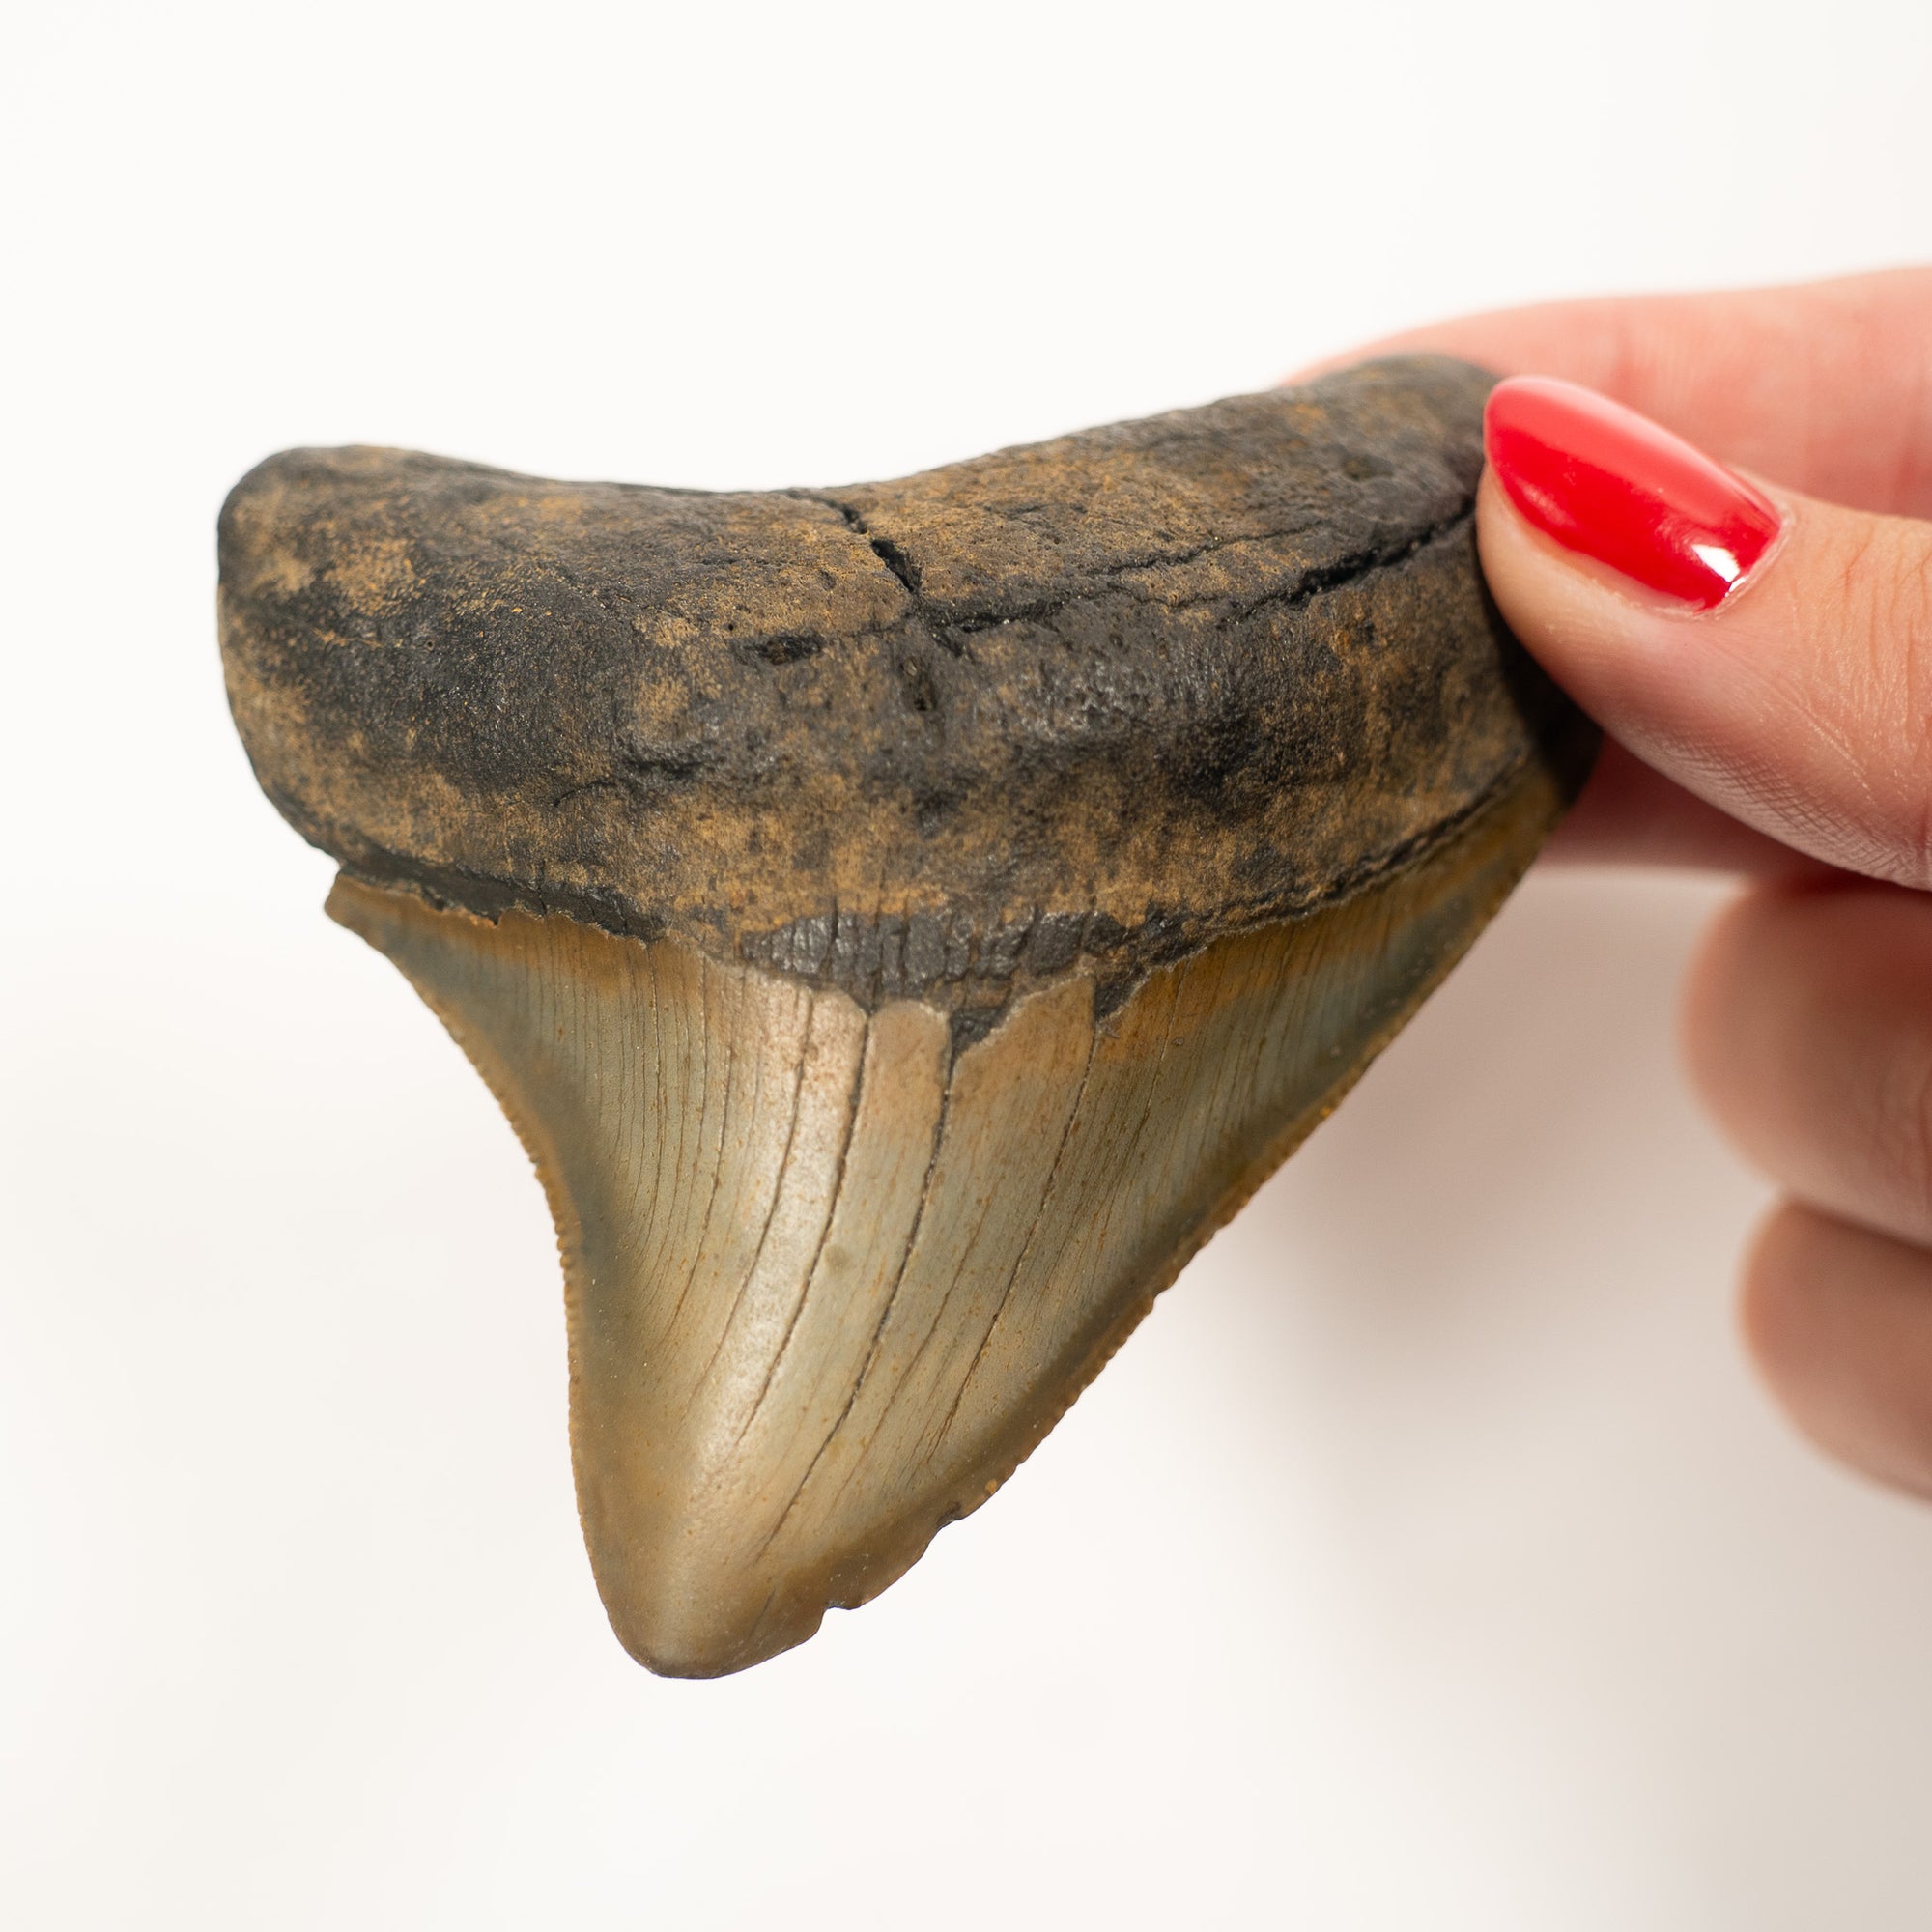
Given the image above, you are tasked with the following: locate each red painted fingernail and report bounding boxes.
[1483,376,1782,610]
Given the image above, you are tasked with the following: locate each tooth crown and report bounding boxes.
[221,360,1597,1673]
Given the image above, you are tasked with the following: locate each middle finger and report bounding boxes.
[1684,879,1932,1247]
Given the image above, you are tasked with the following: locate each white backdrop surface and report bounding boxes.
[4,4,1931,1926]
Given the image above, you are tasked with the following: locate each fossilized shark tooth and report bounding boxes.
[219,355,1596,1676]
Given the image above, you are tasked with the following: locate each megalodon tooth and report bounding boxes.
[218,355,1597,1676]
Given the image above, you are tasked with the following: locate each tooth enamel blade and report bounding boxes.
[327,747,1567,1675]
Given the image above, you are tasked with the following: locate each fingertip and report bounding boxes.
[1483,374,1782,608]
[1475,375,1932,885]
[1676,882,1765,1125]
[1739,1204,1932,1503]
[1736,1201,1816,1397]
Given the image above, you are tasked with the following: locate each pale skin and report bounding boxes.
[1326,267,1932,1499]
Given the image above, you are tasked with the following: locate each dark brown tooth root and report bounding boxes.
[222,356,1598,1675]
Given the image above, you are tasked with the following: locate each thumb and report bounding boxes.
[1479,376,1932,889]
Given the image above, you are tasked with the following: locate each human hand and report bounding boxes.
[1338,269,1932,1498]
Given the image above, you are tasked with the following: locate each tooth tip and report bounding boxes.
[580,1436,1001,1675]
[587,1504,943,1677]
[599,1582,825,1680]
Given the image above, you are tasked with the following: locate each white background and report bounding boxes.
[5,3,1931,1924]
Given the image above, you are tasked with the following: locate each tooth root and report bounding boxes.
[327,755,1560,1676]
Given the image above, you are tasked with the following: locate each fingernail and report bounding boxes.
[1483,375,1782,610]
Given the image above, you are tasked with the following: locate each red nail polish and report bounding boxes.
[1483,376,1781,610]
